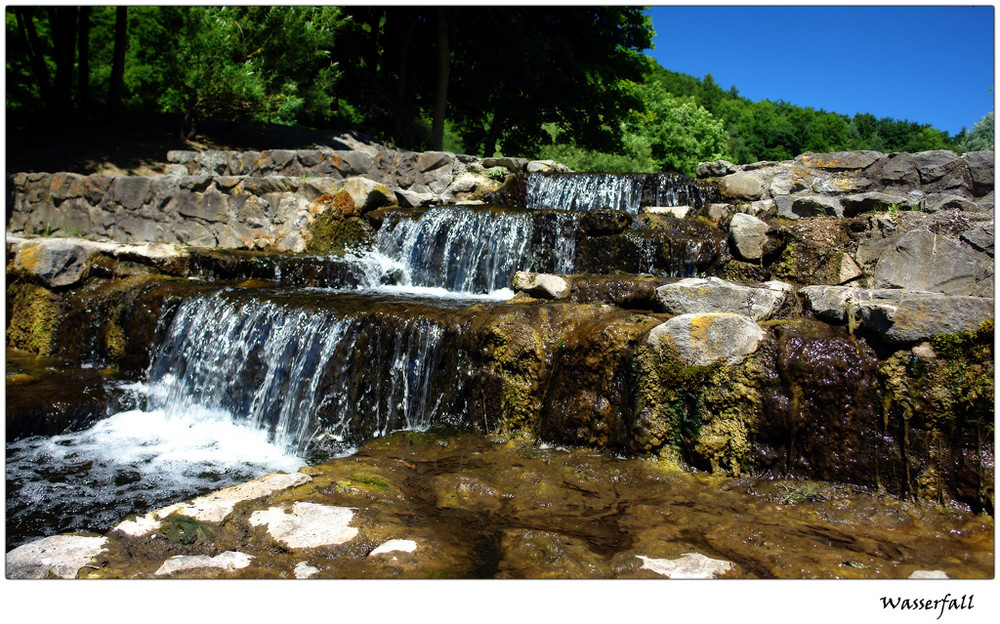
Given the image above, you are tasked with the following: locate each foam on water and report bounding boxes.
[6,398,306,548]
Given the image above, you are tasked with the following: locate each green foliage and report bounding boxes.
[956,111,994,152]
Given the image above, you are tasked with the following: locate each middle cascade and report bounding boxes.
[371,206,578,294]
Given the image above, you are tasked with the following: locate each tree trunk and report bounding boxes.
[107,6,128,113]
[15,8,51,106]
[77,6,91,111]
[430,8,450,151]
[47,7,77,112]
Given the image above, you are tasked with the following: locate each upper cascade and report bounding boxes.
[524,172,720,213]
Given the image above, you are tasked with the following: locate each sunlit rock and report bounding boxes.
[248,502,359,549]
[114,472,311,536]
[6,535,107,579]
[154,551,253,576]
[637,553,734,578]
[655,277,789,321]
[728,212,770,260]
[294,561,321,578]
[369,539,418,556]
[908,569,950,579]
[513,271,570,300]
[646,313,765,366]
[719,172,764,200]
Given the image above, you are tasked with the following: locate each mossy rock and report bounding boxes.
[305,214,375,255]
[6,281,62,355]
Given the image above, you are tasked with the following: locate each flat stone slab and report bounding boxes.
[801,285,994,342]
[248,502,359,549]
[637,552,735,578]
[655,277,790,321]
[370,539,418,556]
[6,535,108,579]
[154,551,254,576]
[114,471,311,536]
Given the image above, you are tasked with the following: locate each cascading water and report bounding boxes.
[369,206,578,293]
[524,171,720,213]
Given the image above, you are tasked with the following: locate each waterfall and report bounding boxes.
[145,289,458,453]
[372,207,579,293]
[524,172,719,213]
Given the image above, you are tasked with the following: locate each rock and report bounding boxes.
[6,535,108,579]
[913,150,962,183]
[877,153,919,185]
[646,313,765,366]
[706,203,734,222]
[963,151,994,195]
[839,191,913,216]
[105,176,153,210]
[800,150,884,170]
[114,471,311,536]
[774,194,796,219]
[637,552,734,578]
[11,238,101,288]
[369,539,418,556]
[655,277,789,321]
[696,160,738,178]
[961,226,994,255]
[924,193,979,213]
[728,213,770,260]
[908,569,950,579]
[342,177,396,211]
[812,175,873,194]
[719,172,764,200]
[294,561,321,578]
[483,156,528,171]
[856,292,994,343]
[837,253,863,284]
[395,187,436,208]
[791,195,843,218]
[801,285,994,342]
[800,285,863,323]
[513,271,570,300]
[643,205,690,219]
[248,502,359,549]
[769,172,811,196]
[154,551,254,576]
[873,229,979,295]
[526,159,571,173]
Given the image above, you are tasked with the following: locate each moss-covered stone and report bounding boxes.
[305,213,375,255]
[6,281,62,355]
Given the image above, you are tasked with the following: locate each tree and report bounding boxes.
[956,112,994,152]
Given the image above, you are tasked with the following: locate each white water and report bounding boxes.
[525,172,716,213]
[6,398,305,545]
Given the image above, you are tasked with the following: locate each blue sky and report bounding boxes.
[646,5,995,136]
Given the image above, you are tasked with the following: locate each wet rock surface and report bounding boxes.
[8,429,992,580]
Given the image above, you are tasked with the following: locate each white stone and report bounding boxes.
[370,539,418,556]
[6,535,108,579]
[513,271,570,299]
[908,569,950,579]
[729,212,770,260]
[638,553,734,578]
[655,276,788,321]
[249,502,359,549]
[294,561,321,579]
[646,313,765,367]
[113,471,311,536]
[643,205,690,219]
[154,551,254,576]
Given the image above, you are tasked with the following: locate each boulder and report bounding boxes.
[718,172,764,200]
[342,177,397,212]
[654,277,790,321]
[696,160,738,178]
[801,285,994,342]
[856,292,994,343]
[728,213,770,260]
[790,195,843,218]
[963,151,994,196]
[645,313,765,366]
[5,535,108,579]
[11,238,102,288]
[877,153,919,185]
[799,150,884,170]
[526,159,571,173]
[154,551,254,577]
[912,150,962,183]
[924,193,979,213]
[483,156,528,171]
[643,205,690,219]
[873,229,979,295]
[513,271,570,300]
